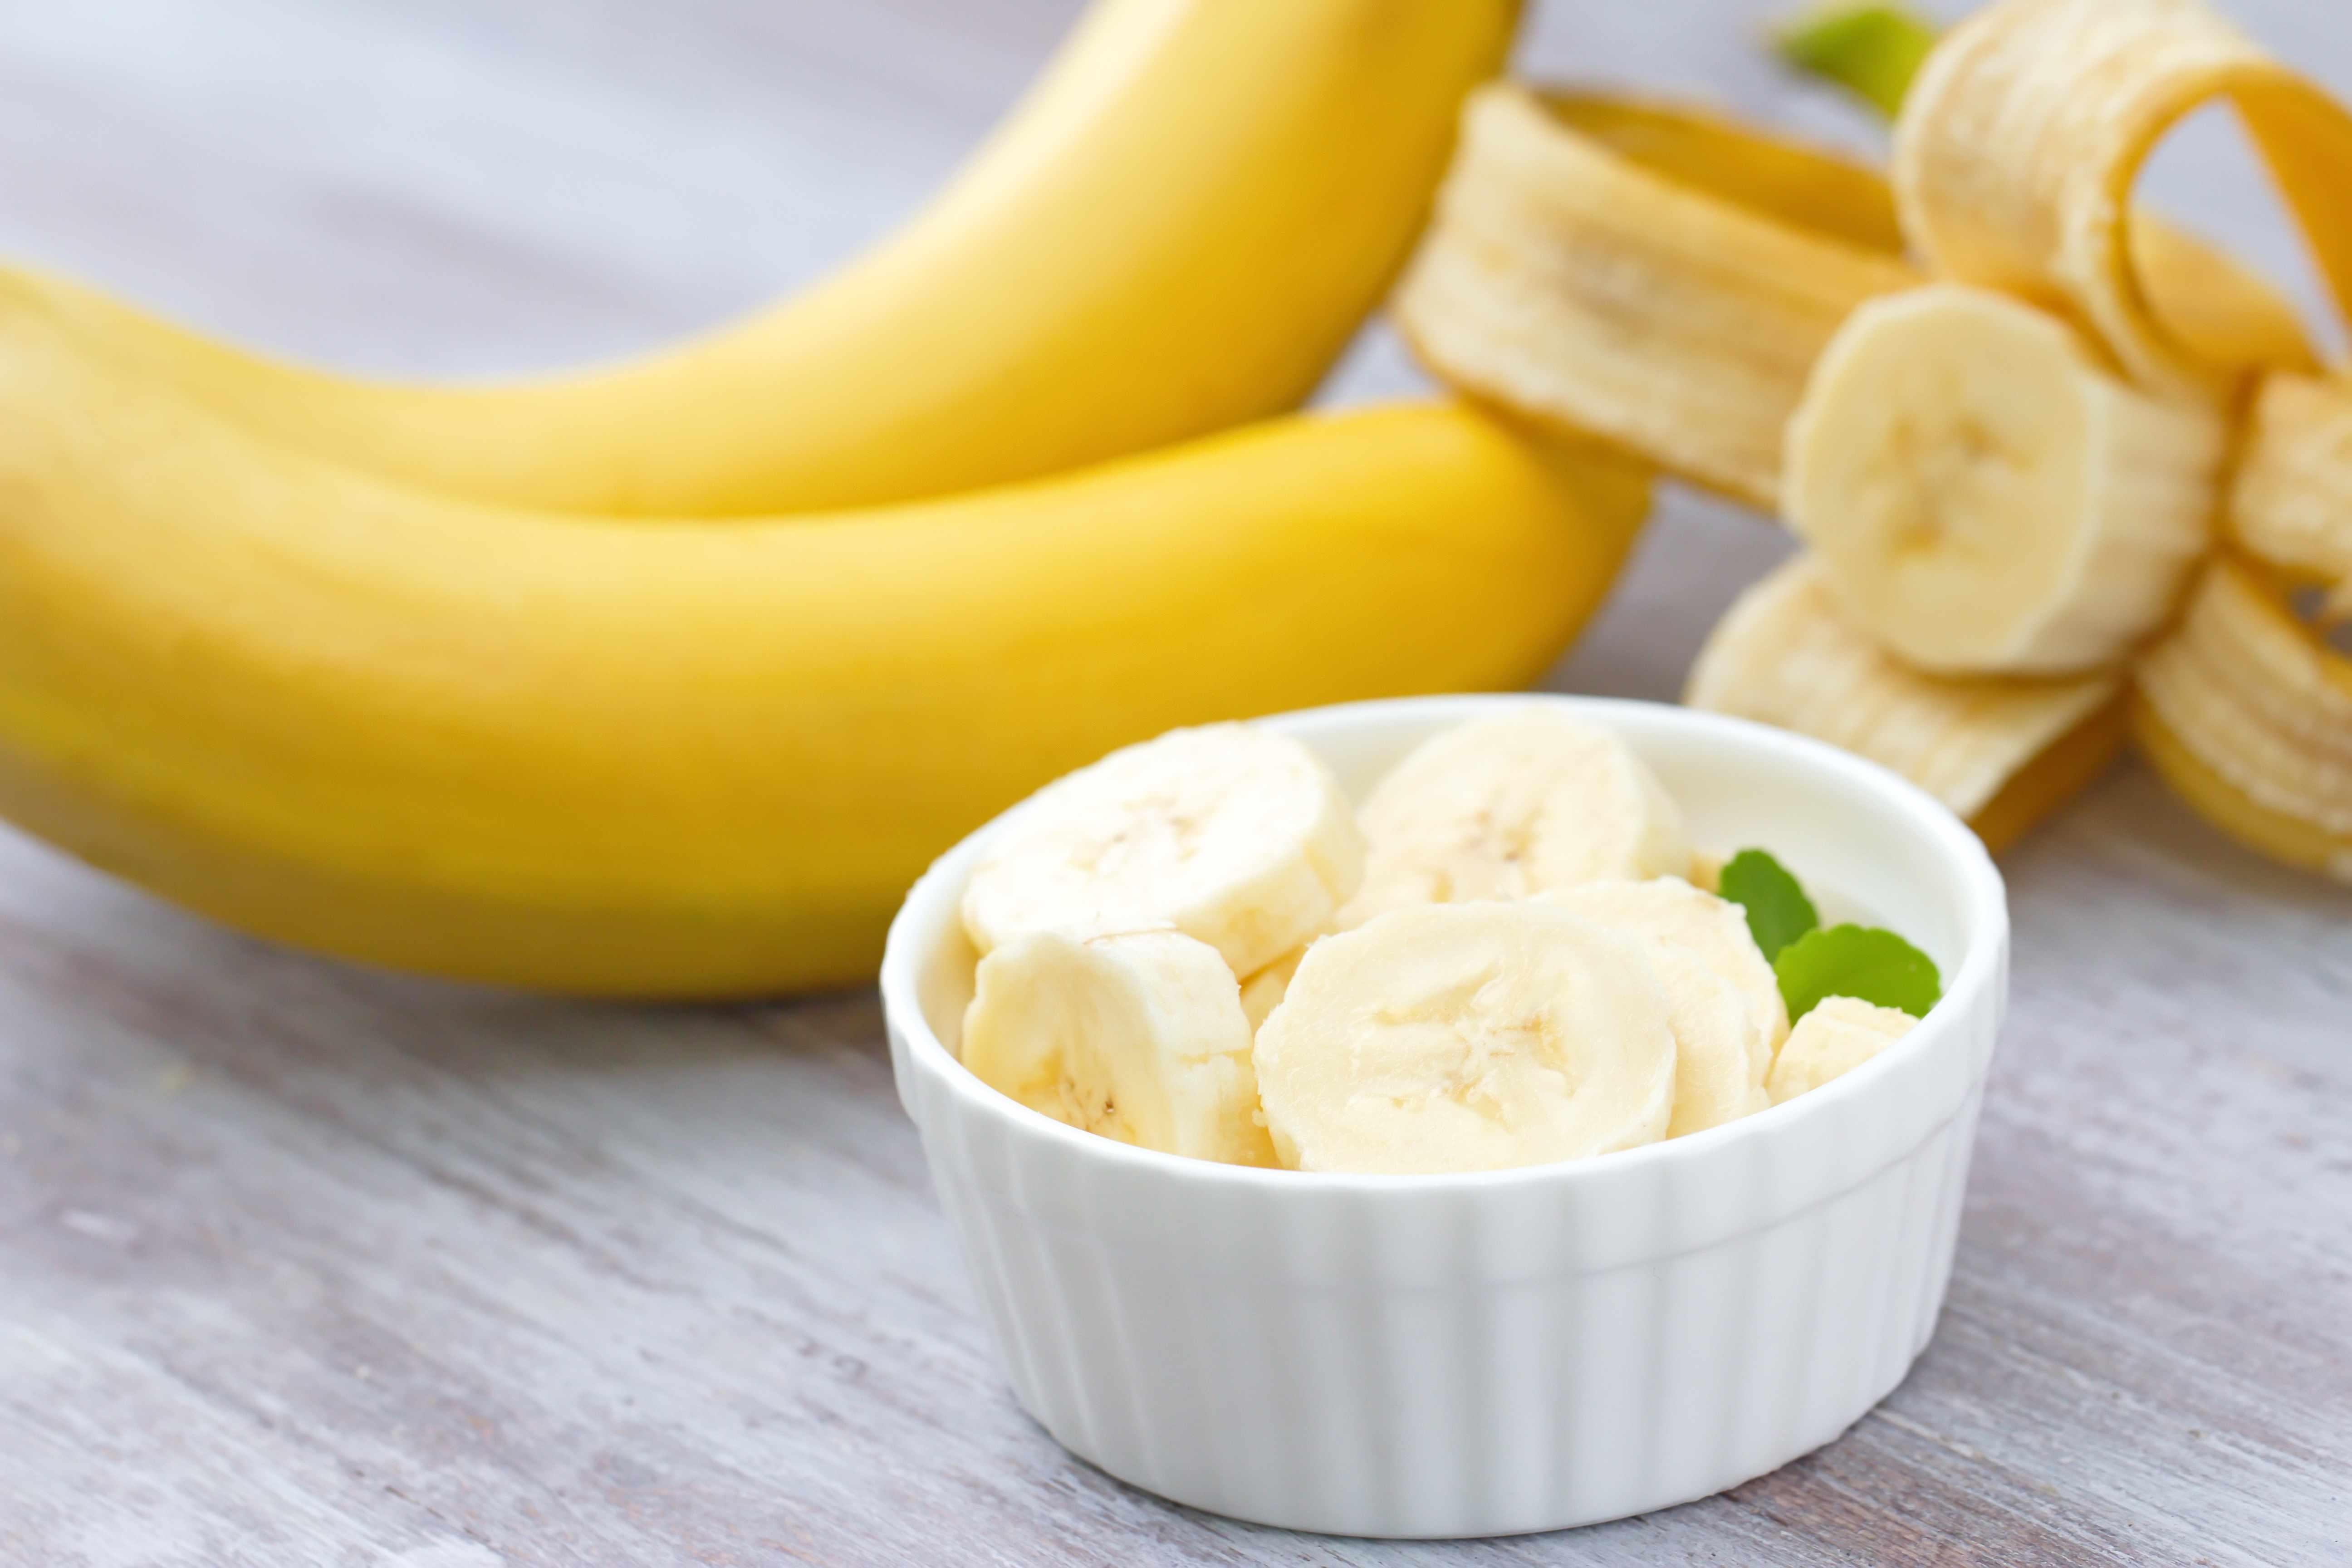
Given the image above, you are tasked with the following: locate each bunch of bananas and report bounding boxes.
[1399,0,2352,881]
[0,0,1686,996]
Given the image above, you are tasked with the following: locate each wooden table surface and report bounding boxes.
[2,2,2347,1563]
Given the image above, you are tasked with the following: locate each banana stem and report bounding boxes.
[1771,2,1939,118]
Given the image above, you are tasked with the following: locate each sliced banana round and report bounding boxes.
[1540,876,1787,1078]
[961,929,1276,1166]
[1253,902,1678,1174]
[961,722,1363,978]
[1645,946,1768,1138]
[1239,940,1315,1035]
[1686,554,2127,851]
[1340,706,1690,927]
[1766,996,1917,1104]
[1785,285,2227,676]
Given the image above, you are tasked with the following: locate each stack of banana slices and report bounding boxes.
[1397,0,2352,882]
[959,710,1915,1173]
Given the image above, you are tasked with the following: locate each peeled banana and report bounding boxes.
[2133,557,2352,883]
[1686,555,2128,850]
[20,0,1519,515]
[2231,374,2352,608]
[0,294,1651,997]
[1396,75,2307,514]
[1785,284,2226,676]
[1394,84,1917,510]
[1893,0,2349,395]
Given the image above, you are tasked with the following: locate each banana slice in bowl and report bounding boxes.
[1768,995,1918,1106]
[1539,877,1783,1132]
[961,721,1363,978]
[1254,902,1680,1174]
[963,929,1276,1167]
[1340,706,1690,926]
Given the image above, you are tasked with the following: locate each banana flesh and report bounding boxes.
[961,723,1362,980]
[1766,996,1916,1105]
[1539,879,1779,1137]
[962,929,1277,1166]
[1339,706,1692,927]
[2231,374,2352,614]
[1239,942,1315,1035]
[2133,557,2352,883]
[1253,902,1679,1173]
[1540,877,1787,1062]
[1893,0,2349,396]
[1394,84,1917,510]
[17,0,1521,515]
[0,295,1651,997]
[1786,285,2226,676]
[1686,555,2127,848]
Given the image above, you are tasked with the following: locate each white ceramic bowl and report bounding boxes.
[882,694,2008,1538]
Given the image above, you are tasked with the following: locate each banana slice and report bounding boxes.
[1239,941,1314,1035]
[1766,996,1916,1104]
[1786,285,2226,676]
[962,722,1363,978]
[1893,0,2352,396]
[1254,902,1677,1173]
[1642,945,1766,1138]
[1395,84,1918,510]
[2231,373,2352,612]
[1540,876,1787,1073]
[1340,707,1690,928]
[961,929,1276,1166]
[2133,555,2352,882]
[1687,554,2128,851]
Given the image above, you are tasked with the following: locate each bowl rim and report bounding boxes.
[881,692,2009,1194]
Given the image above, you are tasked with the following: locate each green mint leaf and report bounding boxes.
[1715,848,1820,961]
[1774,924,1942,1023]
[1771,3,1940,118]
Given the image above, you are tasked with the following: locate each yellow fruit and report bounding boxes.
[2132,556,2352,882]
[0,299,1648,997]
[1393,80,2306,514]
[20,0,1519,515]
[1893,0,2344,396]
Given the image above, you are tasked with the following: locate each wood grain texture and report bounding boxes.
[0,1,2347,1563]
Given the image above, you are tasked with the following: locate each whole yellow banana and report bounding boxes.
[0,300,1647,997]
[26,0,1519,515]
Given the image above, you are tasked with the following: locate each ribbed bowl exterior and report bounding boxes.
[883,696,2009,1538]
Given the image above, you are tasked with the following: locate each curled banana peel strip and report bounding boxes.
[1392,84,1918,511]
[1894,0,2346,396]
[0,296,1649,997]
[1685,555,2127,853]
[2133,557,2352,883]
[11,0,1522,515]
